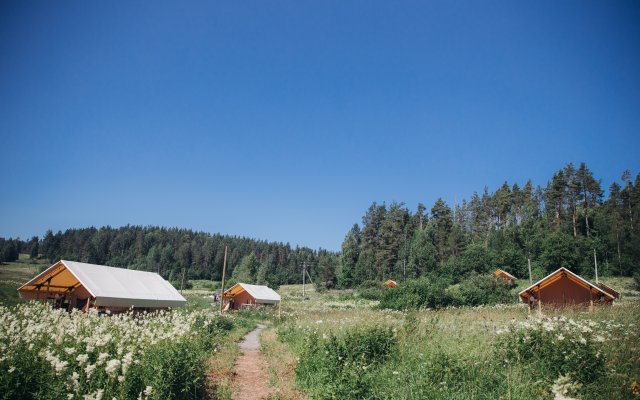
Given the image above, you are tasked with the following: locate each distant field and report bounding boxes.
[0,258,43,306]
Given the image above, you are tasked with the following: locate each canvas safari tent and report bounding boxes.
[519,267,616,310]
[222,283,280,311]
[18,260,186,313]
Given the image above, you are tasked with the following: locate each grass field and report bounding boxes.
[2,260,639,399]
[0,258,44,306]
[275,281,640,400]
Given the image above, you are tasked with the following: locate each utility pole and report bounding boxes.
[302,261,305,299]
[219,246,228,313]
[180,267,186,294]
[403,259,406,284]
[594,248,599,285]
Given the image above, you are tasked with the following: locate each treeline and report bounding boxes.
[338,163,640,287]
[0,226,337,287]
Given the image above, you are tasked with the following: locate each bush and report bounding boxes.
[0,302,231,400]
[497,316,607,391]
[170,280,193,290]
[358,280,383,290]
[449,274,515,306]
[377,277,452,310]
[295,326,396,399]
[357,288,383,300]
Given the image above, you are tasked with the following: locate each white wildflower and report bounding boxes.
[105,359,121,377]
[97,352,109,365]
[85,363,97,378]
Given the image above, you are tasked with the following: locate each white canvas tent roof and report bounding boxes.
[18,260,186,308]
[223,283,281,304]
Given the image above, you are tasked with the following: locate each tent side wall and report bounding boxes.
[539,275,602,306]
[230,290,256,310]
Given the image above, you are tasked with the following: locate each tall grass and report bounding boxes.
[277,292,640,399]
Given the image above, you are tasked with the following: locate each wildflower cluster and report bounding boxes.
[293,325,396,399]
[0,302,232,399]
[497,316,613,393]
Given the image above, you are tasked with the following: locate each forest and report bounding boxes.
[0,227,333,288]
[338,163,640,287]
[1,162,639,288]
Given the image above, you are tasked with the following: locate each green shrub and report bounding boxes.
[295,326,396,399]
[498,316,607,391]
[0,303,231,400]
[358,280,384,290]
[449,274,515,306]
[170,280,193,290]
[377,277,452,310]
[357,287,383,300]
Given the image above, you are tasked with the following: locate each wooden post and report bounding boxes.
[219,246,228,313]
[536,286,542,316]
[593,248,599,285]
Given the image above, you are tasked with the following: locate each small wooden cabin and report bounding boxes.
[597,282,620,300]
[519,267,616,309]
[385,280,398,288]
[494,268,517,283]
[18,260,186,313]
[222,283,281,311]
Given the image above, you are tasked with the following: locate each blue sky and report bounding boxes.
[1,1,639,250]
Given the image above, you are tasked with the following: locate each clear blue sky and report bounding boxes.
[1,1,639,251]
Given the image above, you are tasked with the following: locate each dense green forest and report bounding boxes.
[0,227,335,287]
[338,163,640,287]
[1,162,638,288]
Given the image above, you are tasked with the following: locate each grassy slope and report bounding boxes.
[0,258,45,306]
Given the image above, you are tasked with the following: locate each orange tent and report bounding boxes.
[494,268,517,283]
[519,267,615,308]
[384,280,398,288]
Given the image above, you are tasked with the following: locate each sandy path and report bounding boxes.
[232,324,274,400]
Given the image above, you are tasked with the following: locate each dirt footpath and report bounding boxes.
[232,324,274,400]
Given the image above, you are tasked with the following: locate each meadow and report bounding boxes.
[274,281,640,400]
[2,258,639,400]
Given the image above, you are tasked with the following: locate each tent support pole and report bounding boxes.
[219,246,228,313]
[537,285,542,316]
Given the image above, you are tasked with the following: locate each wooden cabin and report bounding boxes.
[222,283,280,311]
[519,267,616,310]
[18,260,186,313]
[597,282,620,300]
[494,268,517,283]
